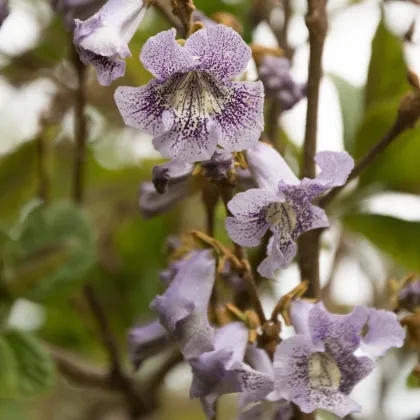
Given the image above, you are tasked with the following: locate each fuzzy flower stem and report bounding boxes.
[218,181,267,325]
[154,0,185,36]
[319,118,406,208]
[297,0,328,304]
[71,42,146,419]
[36,120,50,203]
[171,0,195,36]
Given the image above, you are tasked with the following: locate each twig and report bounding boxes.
[71,44,146,419]
[154,0,185,35]
[72,47,87,206]
[36,124,49,202]
[296,0,328,302]
[218,181,267,325]
[319,118,406,208]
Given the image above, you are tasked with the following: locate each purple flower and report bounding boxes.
[0,0,9,27]
[237,345,293,420]
[225,142,354,278]
[73,0,147,86]
[115,25,264,163]
[273,300,405,417]
[127,320,167,370]
[398,279,420,312]
[190,322,273,419]
[259,56,306,111]
[150,250,216,360]
[200,148,234,181]
[138,153,250,218]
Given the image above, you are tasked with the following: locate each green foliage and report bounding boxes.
[0,330,54,400]
[4,202,97,301]
[365,16,409,110]
[344,213,420,271]
[354,100,420,193]
[329,74,364,154]
[0,142,37,223]
[406,372,420,388]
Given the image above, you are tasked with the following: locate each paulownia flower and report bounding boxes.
[273,300,405,417]
[115,25,264,163]
[73,0,147,86]
[150,250,216,360]
[138,152,251,218]
[51,0,106,27]
[226,142,354,278]
[398,278,420,313]
[259,56,306,111]
[190,322,273,419]
[127,320,167,370]
[237,345,293,420]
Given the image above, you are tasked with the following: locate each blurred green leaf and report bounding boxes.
[407,372,420,388]
[344,213,420,271]
[365,17,409,110]
[354,100,420,193]
[0,141,37,223]
[329,74,363,154]
[0,330,54,400]
[0,335,18,398]
[6,202,97,300]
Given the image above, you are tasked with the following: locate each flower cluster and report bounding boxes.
[259,56,307,110]
[62,2,408,418]
[226,142,354,278]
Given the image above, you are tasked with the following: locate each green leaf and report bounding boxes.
[329,74,364,154]
[6,202,97,300]
[407,372,420,388]
[354,100,420,193]
[365,17,409,110]
[0,335,18,398]
[344,213,420,271]
[0,141,37,223]
[0,330,55,400]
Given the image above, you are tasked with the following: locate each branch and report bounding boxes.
[319,118,406,208]
[297,0,327,301]
[154,0,186,36]
[218,181,267,325]
[70,43,147,419]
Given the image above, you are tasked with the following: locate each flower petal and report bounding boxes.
[201,149,234,181]
[274,335,360,417]
[309,303,368,356]
[313,151,354,189]
[191,323,273,419]
[138,179,192,218]
[337,354,374,395]
[115,79,168,136]
[152,110,219,162]
[247,142,299,192]
[127,320,167,370]
[214,81,264,153]
[140,28,194,79]
[185,25,251,81]
[360,309,405,358]
[290,299,315,337]
[226,217,270,247]
[257,232,297,279]
[152,159,194,194]
[150,250,216,359]
[227,189,279,220]
[78,48,126,86]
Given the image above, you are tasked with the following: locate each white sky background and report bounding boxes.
[1,0,420,418]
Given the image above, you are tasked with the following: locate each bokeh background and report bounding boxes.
[1,0,420,419]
